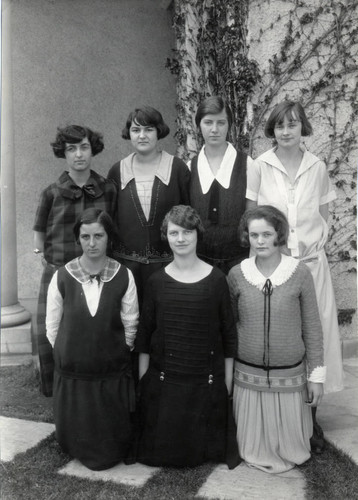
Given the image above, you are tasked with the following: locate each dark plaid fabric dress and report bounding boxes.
[33,170,117,396]
[135,267,240,469]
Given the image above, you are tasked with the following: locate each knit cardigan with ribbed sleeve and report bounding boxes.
[227,259,324,378]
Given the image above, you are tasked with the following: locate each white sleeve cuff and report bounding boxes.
[308,366,326,383]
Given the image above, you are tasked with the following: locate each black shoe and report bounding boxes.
[310,421,326,454]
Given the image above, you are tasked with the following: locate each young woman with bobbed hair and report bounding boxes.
[33,124,117,396]
[46,208,139,470]
[188,96,253,275]
[108,106,190,305]
[246,100,344,452]
[228,205,325,473]
[135,205,240,469]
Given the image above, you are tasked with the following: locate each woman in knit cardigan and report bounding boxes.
[228,205,325,473]
[188,96,253,274]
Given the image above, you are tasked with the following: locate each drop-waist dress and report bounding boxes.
[47,259,138,470]
[135,267,239,468]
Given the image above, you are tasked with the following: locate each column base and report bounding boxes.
[1,320,31,354]
[1,302,32,328]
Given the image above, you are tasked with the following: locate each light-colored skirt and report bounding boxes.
[233,385,313,474]
[302,249,344,393]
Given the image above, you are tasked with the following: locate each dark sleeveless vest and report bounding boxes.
[54,265,131,378]
[189,150,248,263]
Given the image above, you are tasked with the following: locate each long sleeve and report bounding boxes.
[135,278,157,353]
[218,275,237,358]
[299,266,324,376]
[46,271,63,347]
[120,269,139,349]
[227,269,240,324]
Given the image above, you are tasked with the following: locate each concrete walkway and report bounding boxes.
[1,358,357,499]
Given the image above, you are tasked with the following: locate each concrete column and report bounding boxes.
[1,0,31,328]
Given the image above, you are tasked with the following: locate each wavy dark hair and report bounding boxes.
[121,106,170,140]
[161,205,205,242]
[239,205,289,247]
[51,125,104,158]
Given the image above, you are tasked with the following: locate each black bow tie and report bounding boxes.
[71,183,96,199]
[89,273,101,284]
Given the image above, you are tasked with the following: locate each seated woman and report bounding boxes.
[227,205,325,473]
[135,205,240,469]
[46,208,139,470]
[108,106,190,306]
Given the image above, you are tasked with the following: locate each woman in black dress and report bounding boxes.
[46,208,139,470]
[135,205,239,468]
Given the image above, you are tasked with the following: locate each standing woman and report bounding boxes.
[33,125,117,396]
[246,100,344,399]
[228,205,325,473]
[189,96,253,274]
[135,205,239,469]
[46,208,139,470]
[108,106,190,305]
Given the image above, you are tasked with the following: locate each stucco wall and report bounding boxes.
[10,0,177,298]
[247,0,357,344]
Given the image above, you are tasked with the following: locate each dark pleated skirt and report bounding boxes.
[136,367,240,469]
[53,370,135,470]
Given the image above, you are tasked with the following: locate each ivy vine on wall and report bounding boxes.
[166,0,260,159]
[167,0,357,276]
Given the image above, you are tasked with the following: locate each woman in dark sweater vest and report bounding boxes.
[108,106,190,305]
[46,208,139,470]
[189,96,252,274]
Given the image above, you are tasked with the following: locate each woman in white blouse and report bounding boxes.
[246,100,344,452]
[46,208,139,470]
[188,96,253,274]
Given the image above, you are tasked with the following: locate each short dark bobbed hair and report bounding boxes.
[161,205,205,242]
[73,208,117,255]
[264,100,313,139]
[239,205,289,248]
[121,106,170,140]
[195,96,233,128]
[51,125,104,158]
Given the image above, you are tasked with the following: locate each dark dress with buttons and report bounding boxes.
[135,267,239,468]
[189,150,248,273]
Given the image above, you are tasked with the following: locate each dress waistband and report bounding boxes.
[235,357,304,371]
[147,364,224,385]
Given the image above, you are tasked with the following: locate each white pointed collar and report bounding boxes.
[241,254,299,291]
[197,142,237,194]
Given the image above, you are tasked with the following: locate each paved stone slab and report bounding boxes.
[197,462,306,500]
[59,459,160,486]
[0,416,55,462]
[319,365,358,465]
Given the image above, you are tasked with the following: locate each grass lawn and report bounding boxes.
[1,363,358,500]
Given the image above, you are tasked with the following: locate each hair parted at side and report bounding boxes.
[73,208,117,254]
[195,95,233,128]
[161,205,205,241]
[51,125,104,158]
[239,205,289,247]
[264,100,313,139]
[121,106,170,140]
